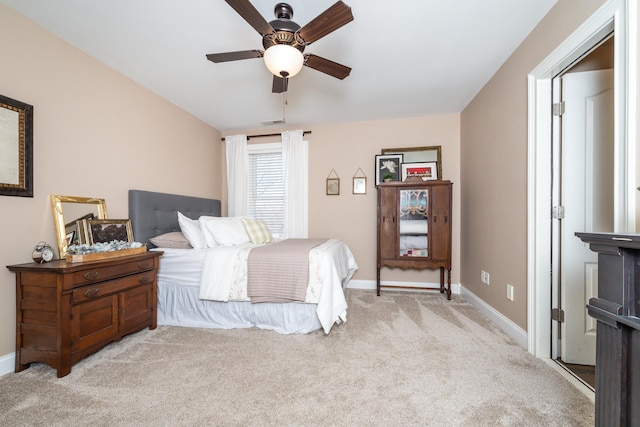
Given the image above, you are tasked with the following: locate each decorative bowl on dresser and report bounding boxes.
[7,251,162,377]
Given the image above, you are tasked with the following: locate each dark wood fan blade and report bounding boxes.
[225,0,274,36]
[272,76,288,93]
[298,1,353,45]
[206,50,263,63]
[305,54,351,79]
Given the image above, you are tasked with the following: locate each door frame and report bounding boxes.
[526,0,636,358]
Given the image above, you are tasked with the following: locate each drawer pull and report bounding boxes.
[138,261,151,269]
[139,275,151,284]
[83,288,100,298]
[83,271,100,280]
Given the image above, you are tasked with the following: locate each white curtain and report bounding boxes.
[225,134,248,217]
[282,130,308,238]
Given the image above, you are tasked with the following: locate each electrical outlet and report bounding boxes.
[481,270,490,285]
[507,284,514,301]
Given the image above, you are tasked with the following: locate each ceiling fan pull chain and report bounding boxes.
[282,89,287,122]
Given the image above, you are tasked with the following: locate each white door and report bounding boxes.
[560,69,614,365]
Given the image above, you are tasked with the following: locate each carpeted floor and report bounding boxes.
[0,289,594,426]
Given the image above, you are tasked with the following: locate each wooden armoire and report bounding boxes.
[376,179,452,298]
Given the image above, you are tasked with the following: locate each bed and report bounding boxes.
[128,189,358,334]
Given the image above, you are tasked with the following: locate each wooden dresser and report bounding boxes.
[377,180,453,298]
[7,251,162,377]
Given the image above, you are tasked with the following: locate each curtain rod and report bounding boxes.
[221,130,311,141]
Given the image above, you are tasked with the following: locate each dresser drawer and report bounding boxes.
[72,272,155,304]
[69,258,156,287]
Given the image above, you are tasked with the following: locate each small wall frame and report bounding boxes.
[326,169,340,195]
[352,167,367,195]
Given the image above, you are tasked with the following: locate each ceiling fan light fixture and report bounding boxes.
[264,44,304,78]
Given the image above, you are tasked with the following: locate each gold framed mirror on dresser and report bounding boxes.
[50,195,108,259]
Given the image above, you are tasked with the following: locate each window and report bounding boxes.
[247,143,284,237]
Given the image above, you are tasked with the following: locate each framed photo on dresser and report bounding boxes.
[87,219,134,244]
[401,161,438,181]
[375,154,403,186]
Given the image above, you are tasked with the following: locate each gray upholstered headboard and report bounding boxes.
[128,189,221,246]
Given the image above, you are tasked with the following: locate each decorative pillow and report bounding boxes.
[241,218,273,244]
[199,216,251,246]
[149,232,192,249]
[177,212,207,249]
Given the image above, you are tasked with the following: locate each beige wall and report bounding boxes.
[460,0,609,329]
[224,114,462,286]
[0,5,223,358]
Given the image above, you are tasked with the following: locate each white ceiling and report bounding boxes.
[1,0,558,133]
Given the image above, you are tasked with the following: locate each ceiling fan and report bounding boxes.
[206,0,354,93]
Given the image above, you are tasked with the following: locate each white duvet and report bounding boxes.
[157,239,358,334]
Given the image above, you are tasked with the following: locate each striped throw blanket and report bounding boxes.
[247,238,327,303]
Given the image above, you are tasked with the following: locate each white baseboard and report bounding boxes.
[0,352,15,378]
[347,279,461,295]
[459,285,528,349]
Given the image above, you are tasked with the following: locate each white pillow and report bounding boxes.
[199,216,251,246]
[198,215,220,247]
[177,212,207,249]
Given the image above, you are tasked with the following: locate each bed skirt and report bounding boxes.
[157,280,323,334]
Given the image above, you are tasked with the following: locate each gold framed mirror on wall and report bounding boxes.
[50,195,108,259]
[381,146,443,181]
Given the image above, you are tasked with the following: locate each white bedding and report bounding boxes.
[156,279,323,334]
[153,239,358,334]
